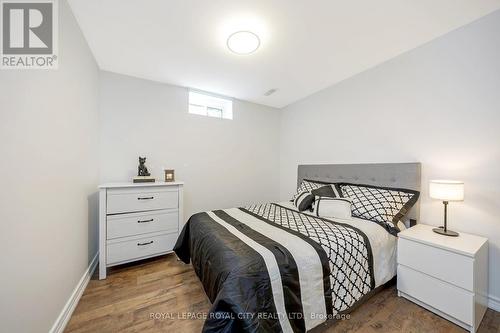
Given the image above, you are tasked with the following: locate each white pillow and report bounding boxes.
[313,196,352,220]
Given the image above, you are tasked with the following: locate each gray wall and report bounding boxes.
[280,10,500,306]
[99,71,281,218]
[0,1,100,332]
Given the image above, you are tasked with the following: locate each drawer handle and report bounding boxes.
[138,219,154,224]
[137,196,154,200]
[137,241,154,246]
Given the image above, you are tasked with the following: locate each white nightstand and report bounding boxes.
[98,181,184,279]
[397,224,488,333]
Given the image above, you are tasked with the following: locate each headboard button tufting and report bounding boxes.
[297,163,421,223]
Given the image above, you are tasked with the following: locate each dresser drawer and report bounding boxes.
[107,233,177,265]
[398,237,473,290]
[107,187,178,214]
[398,265,473,325]
[107,210,178,240]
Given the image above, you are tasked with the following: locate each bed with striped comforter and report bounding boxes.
[174,203,376,333]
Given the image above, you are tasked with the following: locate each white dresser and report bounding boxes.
[98,182,184,279]
[397,224,488,332]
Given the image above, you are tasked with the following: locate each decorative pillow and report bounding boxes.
[337,183,419,235]
[313,196,352,220]
[311,184,340,198]
[291,179,332,201]
[293,190,315,211]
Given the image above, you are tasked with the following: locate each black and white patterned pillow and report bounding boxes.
[293,183,341,211]
[337,183,419,235]
[311,185,340,198]
[291,180,325,201]
[293,190,315,211]
[313,196,352,219]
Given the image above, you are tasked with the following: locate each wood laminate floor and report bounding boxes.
[66,254,499,333]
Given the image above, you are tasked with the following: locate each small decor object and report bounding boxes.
[429,180,464,237]
[164,169,175,182]
[133,157,155,183]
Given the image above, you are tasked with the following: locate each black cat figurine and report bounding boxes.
[138,157,151,177]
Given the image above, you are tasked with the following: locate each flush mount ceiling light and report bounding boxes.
[227,31,260,55]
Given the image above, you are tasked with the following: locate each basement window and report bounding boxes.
[188,91,233,120]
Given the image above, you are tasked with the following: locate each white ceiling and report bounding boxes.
[68,0,500,108]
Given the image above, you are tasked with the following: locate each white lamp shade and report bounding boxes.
[429,180,464,201]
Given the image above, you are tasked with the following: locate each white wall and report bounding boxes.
[0,1,100,332]
[1,3,498,331]
[99,71,280,218]
[280,10,500,307]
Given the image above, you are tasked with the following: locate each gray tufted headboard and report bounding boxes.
[297,163,422,224]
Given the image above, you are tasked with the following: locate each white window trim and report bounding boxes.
[188,90,233,120]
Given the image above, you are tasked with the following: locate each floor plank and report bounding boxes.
[65,254,499,333]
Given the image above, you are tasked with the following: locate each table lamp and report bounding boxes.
[429,180,464,237]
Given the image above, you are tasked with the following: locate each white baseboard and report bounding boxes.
[49,252,99,333]
[488,294,500,312]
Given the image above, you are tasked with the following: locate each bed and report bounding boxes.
[174,163,421,333]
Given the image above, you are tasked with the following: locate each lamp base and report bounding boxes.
[433,227,459,237]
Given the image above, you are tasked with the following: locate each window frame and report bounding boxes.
[188,90,233,120]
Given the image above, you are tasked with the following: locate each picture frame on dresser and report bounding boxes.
[98,181,184,279]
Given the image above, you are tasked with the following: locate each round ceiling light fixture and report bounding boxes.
[227,31,260,55]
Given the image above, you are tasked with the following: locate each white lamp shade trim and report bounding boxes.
[429,180,464,201]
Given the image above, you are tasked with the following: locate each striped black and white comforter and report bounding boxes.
[174,203,375,333]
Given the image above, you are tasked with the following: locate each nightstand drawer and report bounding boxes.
[107,210,178,240]
[398,237,473,290]
[107,233,177,265]
[398,265,473,326]
[107,187,178,214]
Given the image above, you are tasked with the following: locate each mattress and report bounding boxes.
[174,202,397,333]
